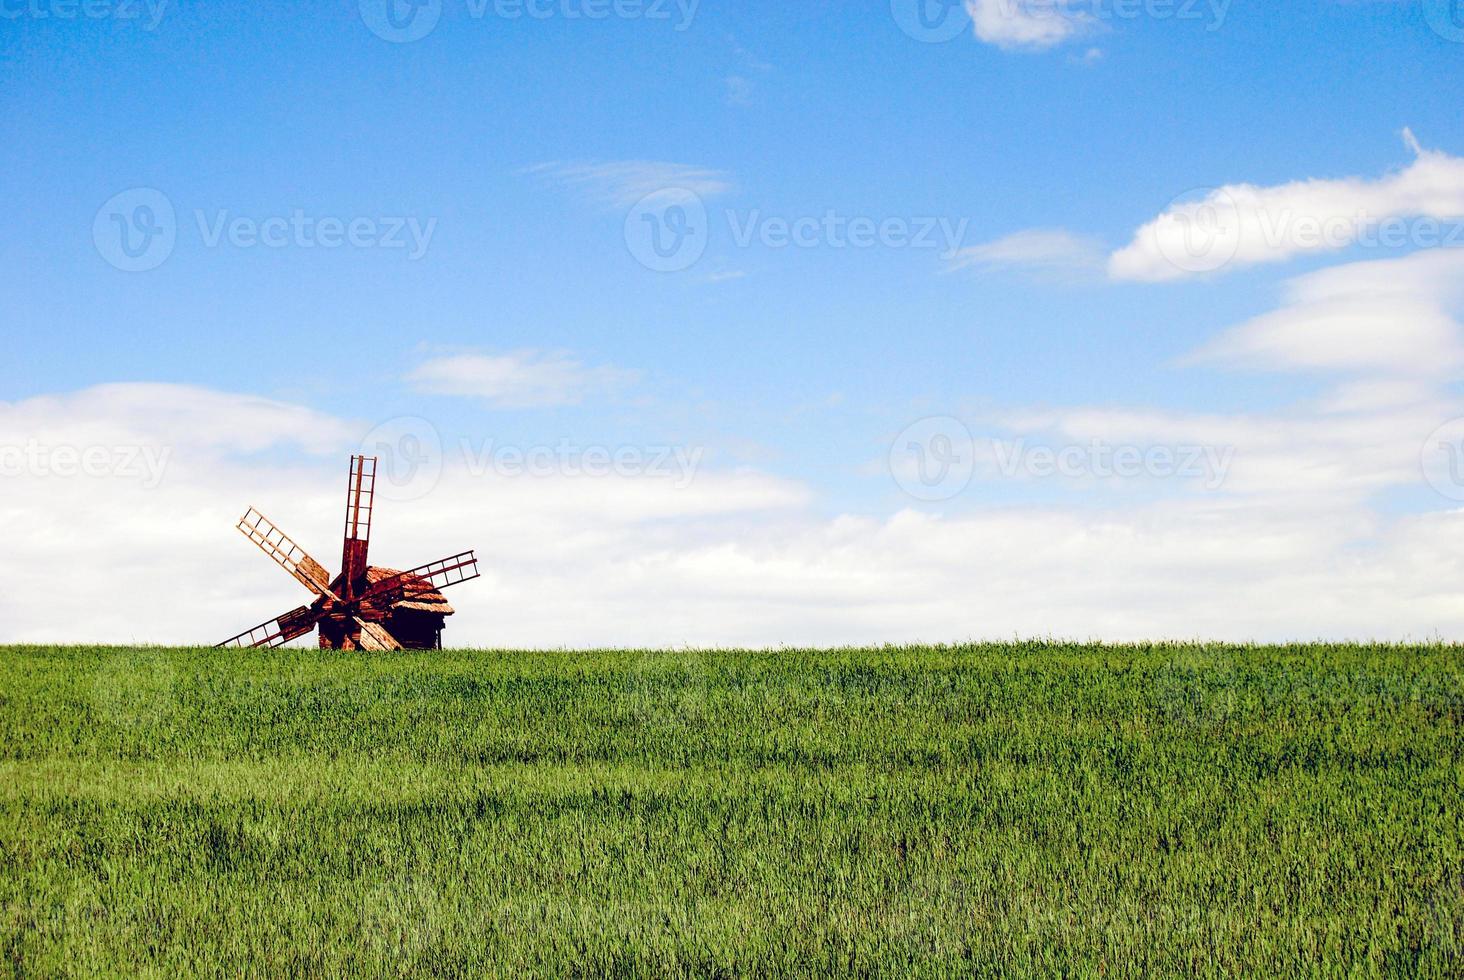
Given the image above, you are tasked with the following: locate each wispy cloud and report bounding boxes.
[724,75,755,107]
[1187,247,1464,376]
[724,38,773,106]
[947,228,1106,280]
[951,247,1464,522]
[0,383,353,457]
[523,160,735,209]
[406,350,641,408]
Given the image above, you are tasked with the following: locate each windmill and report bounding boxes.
[217,455,480,651]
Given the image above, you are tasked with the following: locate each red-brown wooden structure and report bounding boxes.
[217,455,480,650]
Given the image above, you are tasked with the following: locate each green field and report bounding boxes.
[0,644,1460,977]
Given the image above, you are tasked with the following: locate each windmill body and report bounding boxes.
[313,565,456,649]
[218,456,480,651]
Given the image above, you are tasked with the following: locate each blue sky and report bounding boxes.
[4,1,1464,644]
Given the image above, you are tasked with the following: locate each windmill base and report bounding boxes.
[318,612,446,651]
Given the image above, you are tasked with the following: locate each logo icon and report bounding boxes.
[625,650,713,731]
[92,650,176,733]
[1422,0,1464,42]
[1422,419,1464,501]
[890,416,976,502]
[624,188,709,272]
[891,0,971,43]
[359,874,442,959]
[360,416,445,502]
[1153,187,1243,275]
[1153,650,1236,729]
[359,0,442,43]
[93,188,176,272]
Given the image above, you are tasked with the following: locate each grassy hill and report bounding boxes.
[0,644,1459,977]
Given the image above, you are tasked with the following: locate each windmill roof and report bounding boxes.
[364,566,455,616]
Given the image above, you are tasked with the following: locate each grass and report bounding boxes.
[0,643,1460,977]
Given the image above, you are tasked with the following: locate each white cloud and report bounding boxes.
[702,269,748,284]
[947,228,1105,279]
[0,383,353,457]
[1109,131,1464,281]
[406,350,640,408]
[7,362,1464,646]
[994,392,1452,502]
[965,0,1090,51]
[523,160,734,209]
[1188,248,1464,376]
[1311,379,1439,415]
[968,251,1464,505]
[11,248,1464,647]
[0,384,814,646]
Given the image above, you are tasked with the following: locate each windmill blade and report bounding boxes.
[217,605,322,649]
[236,508,340,601]
[339,456,377,599]
[359,551,481,604]
[353,617,403,652]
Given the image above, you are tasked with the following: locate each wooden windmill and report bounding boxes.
[217,455,480,651]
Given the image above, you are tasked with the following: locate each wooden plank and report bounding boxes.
[354,617,402,652]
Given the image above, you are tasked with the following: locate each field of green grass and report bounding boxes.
[0,643,1460,977]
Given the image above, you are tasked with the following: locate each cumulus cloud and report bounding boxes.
[0,384,811,646]
[406,350,640,408]
[1109,131,1464,281]
[965,0,1091,51]
[10,247,1464,647]
[7,346,1464,646]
